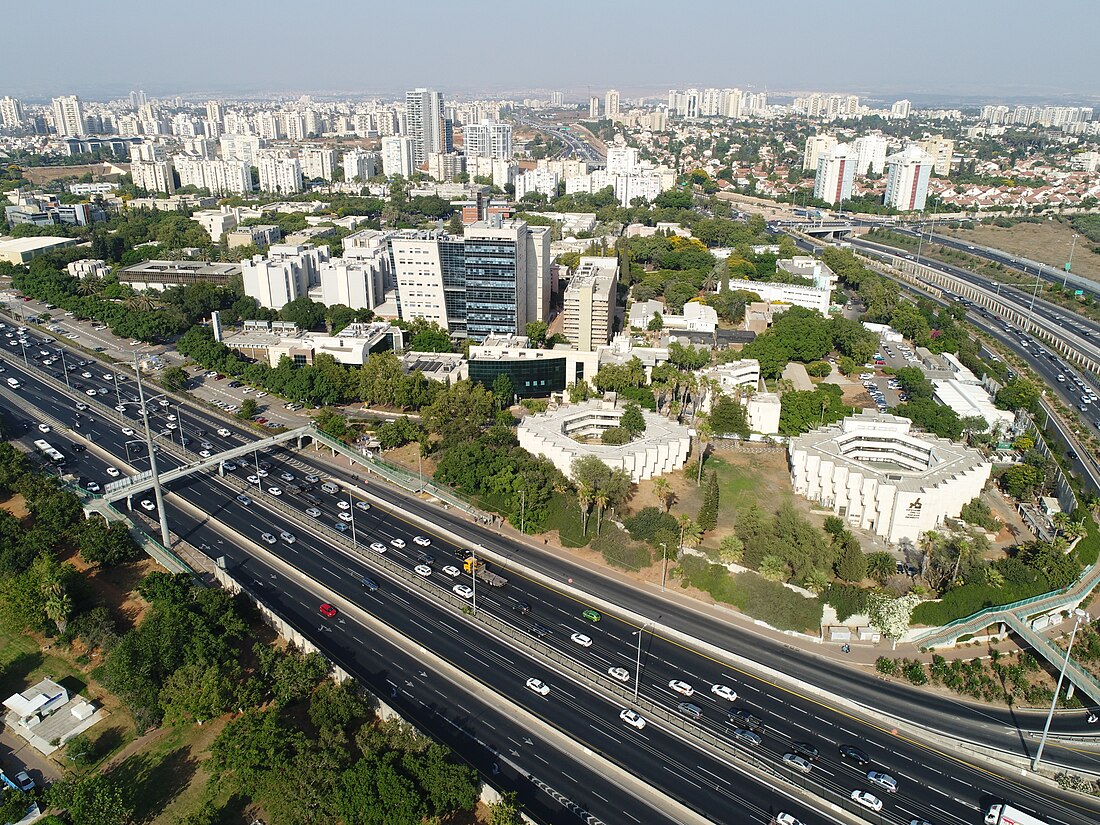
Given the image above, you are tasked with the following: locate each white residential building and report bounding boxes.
[219,134,265,164]
[256,151,303,194]
[605,89,620,119]
[318,245,390,311]
[175,156,253,195]
[0,96,24,129]
[728,279,832,316]
[884,145,934,211]
[406,87,446,165]
[342,148,378,183]
[813,143,855,206]
[563,256,618,352]
[890,99,912,119]
[853,133,888,176]
[628,299,718,333]
[916,134,955,176]
[381,136,415,177]
[606,145,639,176]
[130,143,175,195]
[300,147,337,181]
[51,95,85,136]
[803,133,837,171]
[515,169,559,201]
[241,244,331,310]
[463,120,513,159]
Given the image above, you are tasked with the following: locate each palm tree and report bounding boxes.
[43,582,71,634]
[577,482,593,535]
[77,278,101,297]
[678,514,702,552]
[594,491,609,535]
[125,291,158,312]
[919,530,939,582]
[652,477,671,512]
[802,568,829,594]
[867,552,896,584]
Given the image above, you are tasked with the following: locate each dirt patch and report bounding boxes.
[0,492,30,522]
[943,221,1100,282]
[62,552,158,635]
[22,163,125,185]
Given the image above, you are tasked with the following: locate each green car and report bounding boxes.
[581,609,601,623]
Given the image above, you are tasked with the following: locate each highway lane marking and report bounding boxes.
[590,726,621,744]
[662,766,700,788]
[560,771,577,783]
[695,766,729,785]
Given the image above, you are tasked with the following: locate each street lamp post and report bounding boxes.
[1063,234,1079,289]
[520,489,526,535]
[633,621,652,700]
[348,490,357,547]
[660,542,668,590]
[1032,613,1087,771]
[58,348,72,390]
[470,549,477,616]
[132,352,172,549]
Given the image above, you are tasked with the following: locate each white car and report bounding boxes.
[850,790,883,812]
[337,500,350,510]
[37,423,50,433]
[280,471,295,482]
[782,753,813,774]
[165,423,177,430]
[619,709,646,730]
[525,678,550,696]
[668,680,695,697]
[279,531,296,544]
[711,684,738,702]
[85,388,98,397]
[867,771,898,793]
[236,494,252,506]
[103,373,114,381]
[608,667,630,683]
[199,450,212,458]
[247,475,260,485]
[441,565,461,578]
[390,538,406,549]
[338,511,353,522]
[122,427,134,436]
[304,474,319,483]
[355,500,371,511]
[414,564,432,577]
[217,428,231,437]
[452,584,474,599]
[256,391,267,398]
[570,633,593,647]
[413,535,431,546]
[260,532,276,545]
[75,402,87,411]
[222,462,237,471]
[84,480,101,493]
[139,499,155,512]
[305,507,322,518]
[256,468,268,478]
[369,542,388,554]
[267,487,283,496]
[166,414,177,421]
[775,814,804,825]
[105,467,120,478]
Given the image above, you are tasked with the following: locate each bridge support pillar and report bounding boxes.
[1067,682,1075,700]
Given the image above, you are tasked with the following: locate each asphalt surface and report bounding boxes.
[2,332,1099,825]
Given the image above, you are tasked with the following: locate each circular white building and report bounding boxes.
[788,410,992,545]
[518,397,692,482]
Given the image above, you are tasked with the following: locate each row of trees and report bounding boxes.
[741,305,879,379]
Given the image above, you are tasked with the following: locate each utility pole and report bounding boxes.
[133,352,171,549]
[1063,233,1079,288]
[1032,614,1086,771]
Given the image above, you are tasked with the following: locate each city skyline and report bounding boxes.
[5,0,1099,102]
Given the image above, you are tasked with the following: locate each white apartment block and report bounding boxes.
[318,247,389,311]
[0,96,24,129]
[463,120,513,159]
[803,133,838,171]
[342,148,378,183]
[884,145,934,212]
[388,233,450,328]
[51,95,85,137]
[426,151,466,182]
[130,158,175,194]
[515,169,559,201]
[890,99,912,119]
[381,136,415,177]
[916,134,955,176]
[66,259,111,280]
[220,134,266,164]
[563,256,618,352]
[242,244,331,310]
[813,144,855,206]
[605,145,639,176]
[853,133,888,176]
[604,89,620,119]
[405,88,445,165]
[300,147,337,181]
[729,279,832,316]
[256,151,303,194]
[175,156,253,195]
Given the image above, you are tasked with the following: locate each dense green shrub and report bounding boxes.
[679,556,823,633]
[624,507,678,546]
[591,525,651,571]
[824,583,869,622]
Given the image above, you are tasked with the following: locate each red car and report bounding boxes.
[319,603,337,618]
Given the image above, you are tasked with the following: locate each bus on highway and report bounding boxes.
[32,439,66,465]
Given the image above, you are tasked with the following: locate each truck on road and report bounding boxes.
[463,556,507,587]
[985,804,1048,825]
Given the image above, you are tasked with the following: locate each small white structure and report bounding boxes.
[628,299,718,333]
[747,393,782,435]
[3,677,106,755]
[518,397,691,482]
[788,410,992,544]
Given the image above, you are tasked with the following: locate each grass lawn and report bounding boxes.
[545,492,590,547]
[692,449,799,551]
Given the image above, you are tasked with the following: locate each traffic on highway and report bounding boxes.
[0,319,1095,825]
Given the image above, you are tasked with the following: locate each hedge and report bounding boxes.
[679,556,823,633]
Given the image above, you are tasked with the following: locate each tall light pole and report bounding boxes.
[348,490,357,547]
[470,549,477,616]
[58,348,72,390]
[520,489,526,535]
[133,352,171,549]
[633,620,652,700]
[1063,234,1079,289]
[660,542,669,590]
[1032,613,1087,771]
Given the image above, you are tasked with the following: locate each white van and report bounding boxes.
[320,481,340,495]
[6,377,20,389]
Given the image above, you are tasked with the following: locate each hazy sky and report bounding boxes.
[6,0,1097,102]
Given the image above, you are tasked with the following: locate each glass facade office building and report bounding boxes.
[469,356,567,398]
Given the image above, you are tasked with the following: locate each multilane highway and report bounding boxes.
[2,333,1098,825]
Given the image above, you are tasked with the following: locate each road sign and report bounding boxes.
[1065,262,1072,272]
[1075,290,1084,296]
